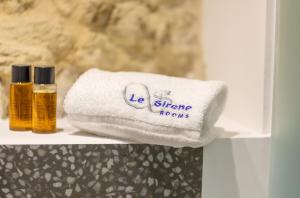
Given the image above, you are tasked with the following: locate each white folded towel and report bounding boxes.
[64,69,227,148]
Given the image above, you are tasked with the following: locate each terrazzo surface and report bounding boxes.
[0,145,203,198]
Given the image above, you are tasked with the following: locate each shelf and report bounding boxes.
[215,117,270,139]
[0,116,269,145]
[0,117,270,198]
[0,119,131,145]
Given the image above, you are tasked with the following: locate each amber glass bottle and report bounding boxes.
[9,65,32,131]
[32,66,57,133]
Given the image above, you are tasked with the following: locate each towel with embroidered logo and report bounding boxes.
[64,69,227,148]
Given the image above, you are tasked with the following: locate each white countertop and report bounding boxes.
[0,119,131,145]
[0,117,269,145]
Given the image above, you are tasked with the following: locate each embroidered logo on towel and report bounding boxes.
[123,83,192,119]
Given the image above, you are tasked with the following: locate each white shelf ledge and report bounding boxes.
[0,119,131,145]
[0,116,269,145]
[215,117,270,139]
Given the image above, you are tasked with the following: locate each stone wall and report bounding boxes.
[0,0,203,117]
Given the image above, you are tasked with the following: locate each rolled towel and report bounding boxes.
[64,69,227,148]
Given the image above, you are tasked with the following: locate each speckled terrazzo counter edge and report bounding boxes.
[0,145,203,198]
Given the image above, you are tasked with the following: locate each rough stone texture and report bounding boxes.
[0,144,203,197]
[0,0,203,117]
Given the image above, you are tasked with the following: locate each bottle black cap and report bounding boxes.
[12,64,32,83]
[34,66,55,84]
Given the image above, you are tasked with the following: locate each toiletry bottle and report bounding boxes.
[9,65,33,131]
[32,66,57,133]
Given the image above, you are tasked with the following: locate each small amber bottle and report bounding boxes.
[32,66,57,133]
[9,65,33,131]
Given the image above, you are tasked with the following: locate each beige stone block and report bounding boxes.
[0,0,204,118]
[0,0,34,14]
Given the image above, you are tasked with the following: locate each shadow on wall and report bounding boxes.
[0,0,204,118]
